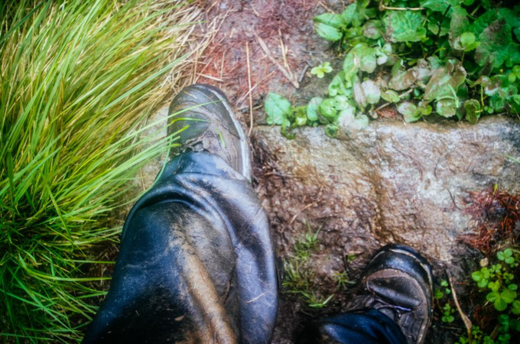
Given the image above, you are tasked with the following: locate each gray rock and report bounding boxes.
[254,116,520,262]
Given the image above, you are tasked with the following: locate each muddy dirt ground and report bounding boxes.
[186,0,490,343]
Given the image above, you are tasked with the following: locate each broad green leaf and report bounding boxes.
[339,110,370,131]
[481,268,490,278]
[471,10,498,36]
[419,104,433,115]
[314,13,345,41]
[428,56,443,70]
[454,31,480,52]
[487,291,500,302]
[362,80,381,104]
[464,99,480,124]
[436,99,458,117]
[342,4,358,25]
[478,279,489,288]
[472,271,483,282]
[475,75,503,96]
[314,13,344,28]
[265,93,292,125]
[463,42,480,52]
[363,20,383,39]
[338,107,356,129]
[495,298,508,311]
[511,94,520,114]
[389,68,418,91]
[512,300,520,315]
[383,11,427,42]
[442,315,455,323]
[352,43,377,73]
[397,102,421,122]
[281,117,295,139]
[501,289,517,304]
[476,20,515,68]
[427,19,449,36]
[342,0,370,27]
[353,79,367,109]
[375,47,389,65]
[498,8,520,41]
[424,62,466,101]
[307,97,323,122]
[382,43,393,55]
[334,95,351,110]
[460,32,475,46]
[453,33,478,51]
[414,59,434,83]
[381,90,400,103]
[294,106,307,126]
[421,0,458,13]
[329,73,347,96]
[449,7,470,47]
[352,114,370,130]
[488,281,501,292]
[314,22,343,41]
[325,124,339,138]
[490,95,506,111]
[319,98,338,121]
[435,289,444,299]
[343,52,360,86]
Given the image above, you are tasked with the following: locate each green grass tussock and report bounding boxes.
[0,0,198,341]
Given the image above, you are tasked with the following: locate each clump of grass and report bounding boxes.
[0,0,200,342]
[283,221,335,310]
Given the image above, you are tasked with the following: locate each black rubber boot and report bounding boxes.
[82,86,277,344]
[345,244,433,344]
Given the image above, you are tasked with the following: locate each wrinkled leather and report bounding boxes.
[82,152,277,344]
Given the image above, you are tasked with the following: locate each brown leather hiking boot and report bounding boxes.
[168,84,251,180]
[347,244,434,344]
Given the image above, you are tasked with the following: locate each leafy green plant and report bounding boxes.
[311,62,334,78]
[452,248,520,344]
[456,315,520,344]
[472,249,520,312]
[442,303,456,323]
[436,280,452,298]
[0,0,197,342]
[265,0,520,138]
[434,279,456,323]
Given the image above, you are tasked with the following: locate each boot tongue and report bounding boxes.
[366,273,422,310]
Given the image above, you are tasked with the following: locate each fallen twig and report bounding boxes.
[245,41,254,136]
[447,270,472,341]
[254,31,299,89]
[290,202,318,225]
